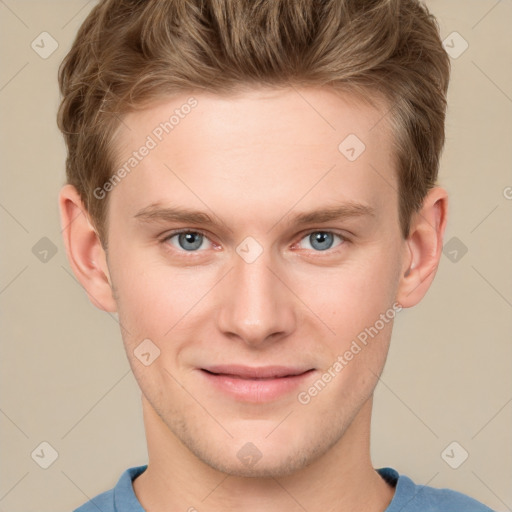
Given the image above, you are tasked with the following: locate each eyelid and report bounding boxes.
[296,228,350,242]
[161,228,211,240]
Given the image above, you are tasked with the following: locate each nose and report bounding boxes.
[215,245,297,348]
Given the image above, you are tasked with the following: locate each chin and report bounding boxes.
[201,448,311,479]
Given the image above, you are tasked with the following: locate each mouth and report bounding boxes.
[198,365,316,402]
[201,364,313,379]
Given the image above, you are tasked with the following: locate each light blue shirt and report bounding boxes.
[74,465,496,511]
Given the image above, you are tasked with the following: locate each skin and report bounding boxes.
[59,86,448,512]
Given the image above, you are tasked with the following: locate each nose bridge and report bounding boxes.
[216,240,296,346]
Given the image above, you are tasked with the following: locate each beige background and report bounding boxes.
[0,1,511,511]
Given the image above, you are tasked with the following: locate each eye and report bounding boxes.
[296,231,345,252]
[164,230,213,252]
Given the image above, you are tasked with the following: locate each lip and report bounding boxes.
[199,365,316,403]
[202,364,312,379]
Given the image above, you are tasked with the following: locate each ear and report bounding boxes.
[58,184,117,313]
[396,186,448,308]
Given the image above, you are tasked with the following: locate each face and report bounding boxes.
[104,86,407,477]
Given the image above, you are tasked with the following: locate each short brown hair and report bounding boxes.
[57,0,450,246]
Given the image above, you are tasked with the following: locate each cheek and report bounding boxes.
[108,247,218,347]
[107,245,171,336]
[296,251,398,330]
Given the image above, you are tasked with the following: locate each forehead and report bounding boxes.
[109,86,396,227]
[117,86,389,154]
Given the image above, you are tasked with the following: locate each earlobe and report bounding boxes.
[58,184,117,313]
[396,187,448,308]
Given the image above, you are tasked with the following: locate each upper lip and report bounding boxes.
[201,365,313,379]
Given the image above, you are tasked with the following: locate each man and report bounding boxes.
[57,0,495,510]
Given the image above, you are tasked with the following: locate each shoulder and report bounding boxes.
[378,467,496,512]
[74,488,114,512]
[72,465,147,512]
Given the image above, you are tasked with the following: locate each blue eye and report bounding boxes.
[298,231,345,251]
[166,231,213,252]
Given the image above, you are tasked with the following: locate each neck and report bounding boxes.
[133,394,395,512]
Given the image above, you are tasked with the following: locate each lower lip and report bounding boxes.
[199,369,315,403]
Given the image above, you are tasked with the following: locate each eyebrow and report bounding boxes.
[283,202,376,226]
[134,201,376,229]
[135,204,213,225]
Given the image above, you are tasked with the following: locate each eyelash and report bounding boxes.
[160,228,350,256]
